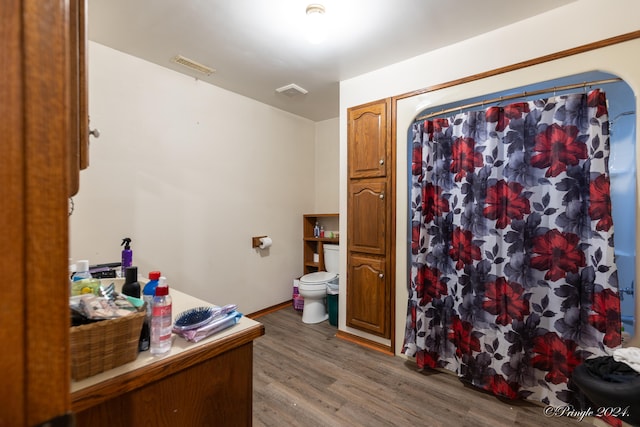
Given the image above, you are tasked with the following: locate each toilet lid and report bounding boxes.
[300,271,337,284]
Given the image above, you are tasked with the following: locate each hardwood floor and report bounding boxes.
[252,307,585,427]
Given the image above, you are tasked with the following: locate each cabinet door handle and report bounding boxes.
[379,159,384,165]
[379,273,384,279]
[379,193,384,199]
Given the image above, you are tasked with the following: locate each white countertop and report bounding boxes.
[71,279,262,394]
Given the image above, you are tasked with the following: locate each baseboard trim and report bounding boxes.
[335,330,394,356]
[246,300,292,319]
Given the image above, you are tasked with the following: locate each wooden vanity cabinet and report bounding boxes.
[346,99,394,340]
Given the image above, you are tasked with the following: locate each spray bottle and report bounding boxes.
[150,277,173,355]
[121,238,133,277]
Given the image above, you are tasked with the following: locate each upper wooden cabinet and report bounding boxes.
[347,99,390,179]
[68,0,89,197]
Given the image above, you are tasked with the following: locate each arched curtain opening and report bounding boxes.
[402,89,621,406]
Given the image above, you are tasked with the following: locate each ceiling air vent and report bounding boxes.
[276,83,308,97]
[171,55,215,76]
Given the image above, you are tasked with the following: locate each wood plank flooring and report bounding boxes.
[252,307,586,427]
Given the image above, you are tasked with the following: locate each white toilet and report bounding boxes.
[299,244,339,324]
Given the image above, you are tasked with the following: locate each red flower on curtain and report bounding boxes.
[411,225,421,255]
[424,118,449,140]
[449,227,482,270]
[486,374,519,400]
[531,123,588,177]
[589,288,622,347]
[530,229,586,281]
[422,183,450,223]
[483,180,531,228]
[482,277,530,326]
[450,137,483,181]
[587,89,608,118]
[448,316,481,358]
[409,304,417,330]
[486,103,530,132]
[411,145,422,176]
[416,265,447,305]
[589,174,613,231]
[416,349,440,369]
[531,332,582,384]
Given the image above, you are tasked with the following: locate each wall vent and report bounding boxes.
[171,55,215,76]
[276,83,308,96]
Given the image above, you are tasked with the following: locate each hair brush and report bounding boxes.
[173,304,237,331]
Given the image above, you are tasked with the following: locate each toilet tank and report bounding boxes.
[323,244,339,273]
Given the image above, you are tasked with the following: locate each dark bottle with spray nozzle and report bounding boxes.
[121,238,133,277]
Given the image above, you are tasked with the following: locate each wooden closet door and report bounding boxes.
[346,97,394,343]
[346,253,389,337]
[348,180,387,255]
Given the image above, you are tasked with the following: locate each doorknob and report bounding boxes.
[89,128,100,138]
[379,193,384,199]
[379,273,384,279]
[379,159,384,165]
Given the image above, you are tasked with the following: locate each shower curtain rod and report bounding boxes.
[415,77,622,121]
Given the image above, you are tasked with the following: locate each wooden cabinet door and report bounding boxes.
[348,180,386,255]
[2,0,75,425]
[68,0,89,197]
[346,253,389,337]
[348,99,390,179]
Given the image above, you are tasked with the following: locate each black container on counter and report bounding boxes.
[121,266,150,351]
[122,266,140,298]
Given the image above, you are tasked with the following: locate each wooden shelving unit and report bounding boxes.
[303,214,339,275]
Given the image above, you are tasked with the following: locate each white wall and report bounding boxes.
[71,42,318,314]
[338,0,640,351]
[314,117,339,213]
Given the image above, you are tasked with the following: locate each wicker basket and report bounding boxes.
[70,307,146,381]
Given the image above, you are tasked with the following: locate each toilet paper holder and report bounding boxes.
[252,236,268,248]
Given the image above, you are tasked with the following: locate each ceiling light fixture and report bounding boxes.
[276,83,309,97]
[305,4,327,44]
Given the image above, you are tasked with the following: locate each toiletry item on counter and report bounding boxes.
[320,226,325,238]
[172,307,242,343]
[139,316,150,351]
[70,278,101,296]
[89,262,120,279]
[150,277,172,355]
[121,237,133,277]
[173,304,238,332]
[313,221,320,238]
[72,260,92,281]
[72,293,137,320]
[139,270,160,352]
[143,271,161,314]
[122,266,140,298]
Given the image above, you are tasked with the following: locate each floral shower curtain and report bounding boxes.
[402,89,622,406]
